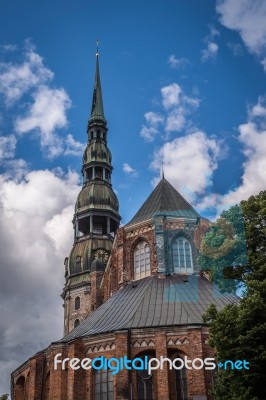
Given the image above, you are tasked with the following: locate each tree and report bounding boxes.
[0,395,9,400]
[202,191,266,400]
[198,204,249,293]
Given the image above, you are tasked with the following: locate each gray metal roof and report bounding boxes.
[61,275,238,342]
[126,178,200,226]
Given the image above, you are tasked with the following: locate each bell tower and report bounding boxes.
[62,46,121,335]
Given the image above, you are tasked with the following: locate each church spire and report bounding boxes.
[89,39,106,124]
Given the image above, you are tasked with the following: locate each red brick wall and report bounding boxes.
[12,326,215,400]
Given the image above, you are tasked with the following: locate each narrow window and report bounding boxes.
[74,319,80,328]
[175,367,188,400]
[94,365,114,400]
[76,256,82,273]
[137,354,154,400]
[169,354,188,400]
[173,237,193,274]
[75,296,80,310]
[134,241,151,280]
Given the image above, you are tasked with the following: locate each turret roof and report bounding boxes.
[126,178,200,226]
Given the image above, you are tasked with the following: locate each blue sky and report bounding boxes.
[0,0,266,394]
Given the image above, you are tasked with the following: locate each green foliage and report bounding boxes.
[0,395,9,400]
[203,191,266,400]
[199,202,252,293]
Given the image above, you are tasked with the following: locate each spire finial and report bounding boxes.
[96,38,99,58]
[161,162,165,179]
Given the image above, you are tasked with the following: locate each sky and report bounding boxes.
[0,0,266,394]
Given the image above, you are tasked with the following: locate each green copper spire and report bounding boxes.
[89,40,106,124]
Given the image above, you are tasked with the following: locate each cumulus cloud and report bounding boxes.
[216,0,266,68]
[150,131,222,202]
[161,83,182,109]
[222,96,266,205]
[140,111,164,142]
[64,134,85,156]
[0,43,84,159]
[15,85,71,158]
[140,83,199,142]
[167,54,189,69]
[0,159,28,181]
[0,168,80,393]
[0,135,17,159]
[162,83,199,132]
[0,44,53,105]
[201,25,220,62]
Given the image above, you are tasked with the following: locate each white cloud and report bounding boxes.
[0,45,53,105]
[0,135,16,159]
[140,125,158,142]
[165,109,186,132]
[150,131,222,202]
[140,111,164,142]
[15,86,71,158]
[0,43,81,159]
[201,42,219,61]
[0,158,28,181]
[167,54,188,69]
[249,95,266,118]
[162,83,199,133]
[161,83,182,109]
[123,162,138,177]
[145,111,164,126]
[64,133,84,156]
[201,25,220,62]
[216,0,266,68]
[222,97,266,205]
[0,168,80,393]
[189,95,266,216]
[140,83,199,141]
[123,163,135,174]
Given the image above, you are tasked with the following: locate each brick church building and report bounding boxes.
[11,50,238,400]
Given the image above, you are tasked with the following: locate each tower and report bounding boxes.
[61,48,121,335]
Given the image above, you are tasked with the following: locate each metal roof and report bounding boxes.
[61,275,239,342]
[126,178,200,226]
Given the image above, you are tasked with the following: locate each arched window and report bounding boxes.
[168,354,188,400]
[15,375,25,400]
[74,319,80,328]
[173,237,193,274]
[76,256,82,273]
[134,241,151,280]
[94,365,114,400]
[136,354,155,400]
[75,296,80,310]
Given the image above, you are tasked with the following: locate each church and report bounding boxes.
[11,50,238,400]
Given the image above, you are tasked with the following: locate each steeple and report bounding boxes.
[62,45,121,334]
[88,40,106,126]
